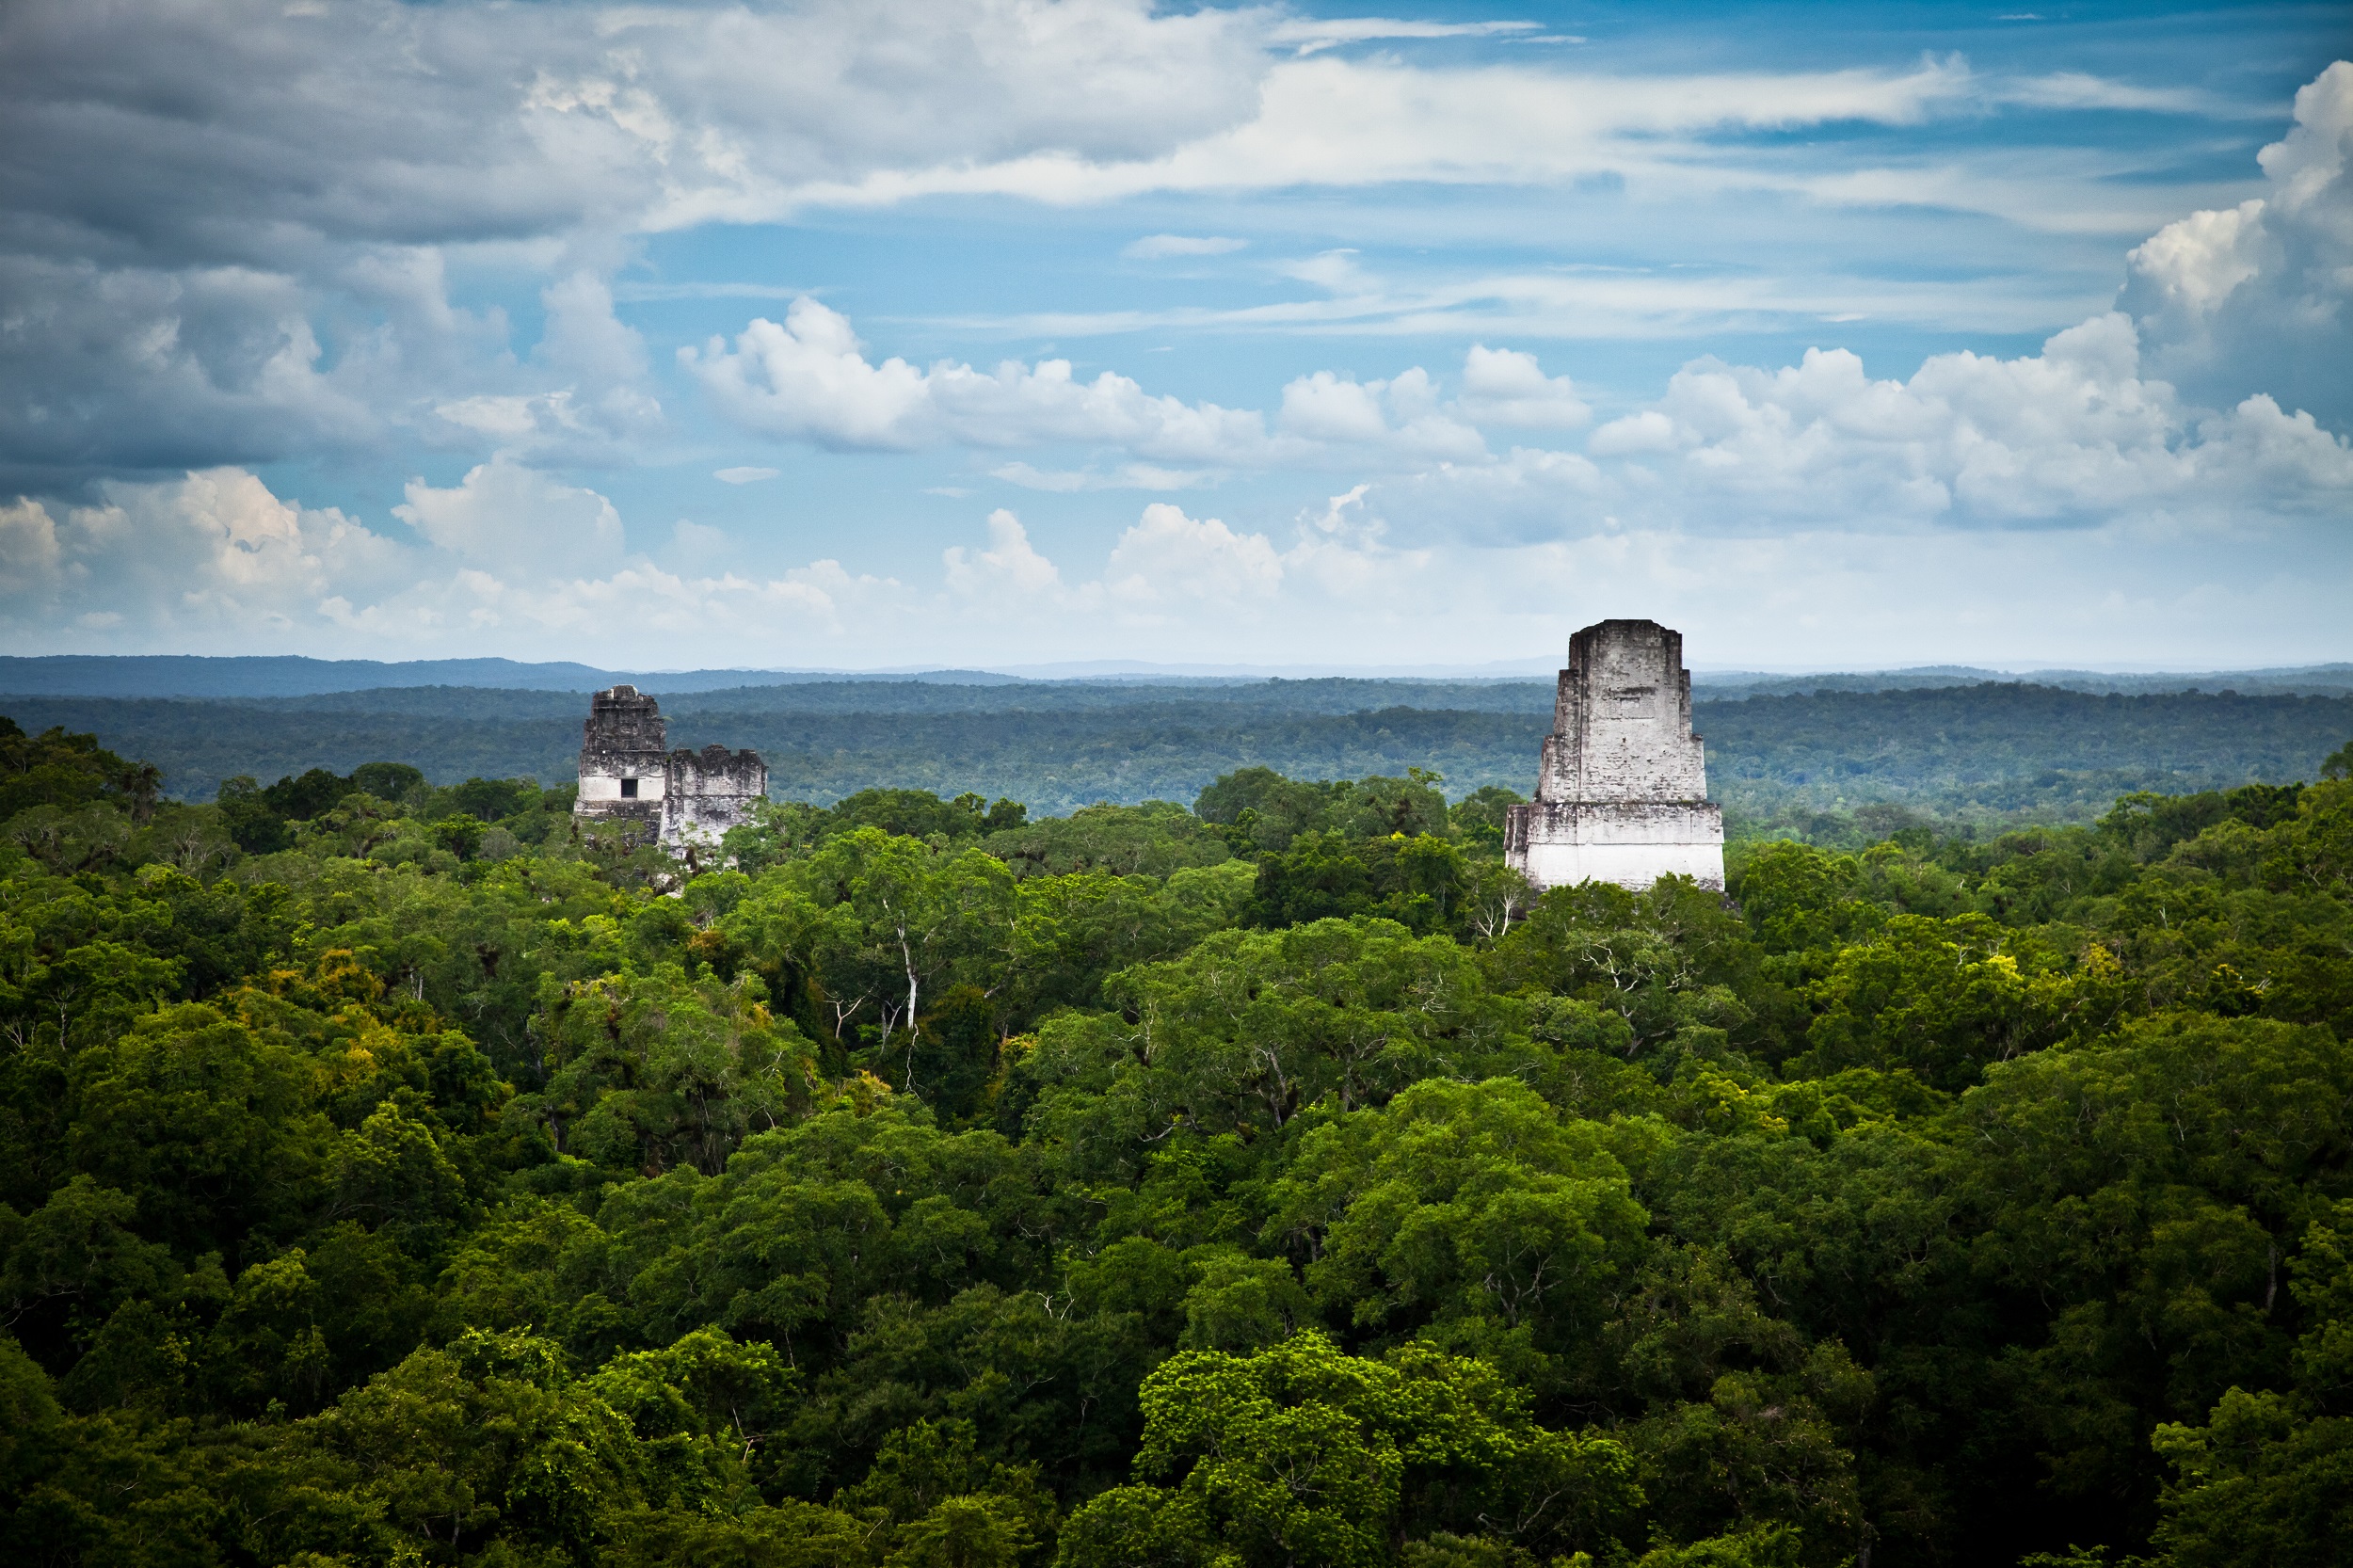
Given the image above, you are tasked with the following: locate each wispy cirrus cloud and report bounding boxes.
[1264,17,1548,56]
[1122,233,1249,259]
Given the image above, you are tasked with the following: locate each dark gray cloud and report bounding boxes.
[0,0,1273,488]
[0,254,374,493]
[0,1,610,268]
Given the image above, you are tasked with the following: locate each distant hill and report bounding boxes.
[6,680,2347,837]
[5,654,2347,700]
[1693,664,2353,698]
[0,655,1026,697]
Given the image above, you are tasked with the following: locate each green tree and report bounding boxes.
[1058,1332,1640,1567]
[1265,1078,1649,1389]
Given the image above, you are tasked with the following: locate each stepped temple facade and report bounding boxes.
[1505,619,1726,892]
[573,685,767,855]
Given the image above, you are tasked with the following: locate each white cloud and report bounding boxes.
[538,270,646,385]
[1276,366,1488,458]
[678,273,2353,537]
[0,7,2341,669]
[774,54,1992,211]
[1279,372,1392,442]
[1264,19,1545,57]
[1102,503,1285,606]
[714,466,780,484]
[1405,313,2353,545]
[2124,60,2353,424]
[989,462,1213,491]
[1,0,2294,502]
[666,518,729,571]
[2,443,2338,671]
[0,0,1270,489]
[930,492,1433,640]
[952,244,2116,344]
[0,461,929,660]
[1588,410,1678,456]
[0,499,65,598]
[531,270,663,440]
[393,456,627,580]
[1122,234,1247,259]
[944,508,1062,597]
[1456,344,1591,429]
[328,554,906,654]
[1998,72,2230,116]
[0,469,407,641]
[688,301,1529,472]
[2128,200,2266,314]
[0,0,2191,257]
[684,296,1284,461]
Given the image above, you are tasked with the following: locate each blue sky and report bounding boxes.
[1,1,2346,671]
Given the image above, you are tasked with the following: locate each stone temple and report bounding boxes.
[1505,619,1726,892]
[573,685,767,855]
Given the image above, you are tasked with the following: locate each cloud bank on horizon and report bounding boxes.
[0,0,2346,670]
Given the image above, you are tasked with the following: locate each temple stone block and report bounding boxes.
[573,685,767,856]
[1506,620,1725,892]
[666,742,768,847]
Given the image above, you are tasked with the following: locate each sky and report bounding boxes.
[0,0,2347,673]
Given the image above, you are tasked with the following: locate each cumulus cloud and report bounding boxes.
[1385,313,2352,551]
[0,460,925,659]
[529,271,663,441]
[683,276,2352,541]
[927,497,1429,639]
[691,303,1608,470]
[1455,345,1592,430]
[0,469,408,641]
[2124,60,2353,424]
[393,456,628,581]
[1277,367,1488,458]
[945,508,1063,598]
[1607,313,2352,526]
[1,440,2335,671]
[1102,504,1286,606]
[0,499,64,599]
[331,557,904,652]
[684,297,1284,462]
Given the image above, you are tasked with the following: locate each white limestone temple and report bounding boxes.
[1505,619,1726,892]
[573,685,767,856]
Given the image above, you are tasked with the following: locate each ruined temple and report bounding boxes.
[1505,619,1725,892]
[572,685,767,856]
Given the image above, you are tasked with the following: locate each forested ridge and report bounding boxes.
[3,716,2353,1567]
[6,681,2347,836]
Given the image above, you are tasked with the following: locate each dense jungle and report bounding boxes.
[10,679,2349,836]
[2,714,2351,1568]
